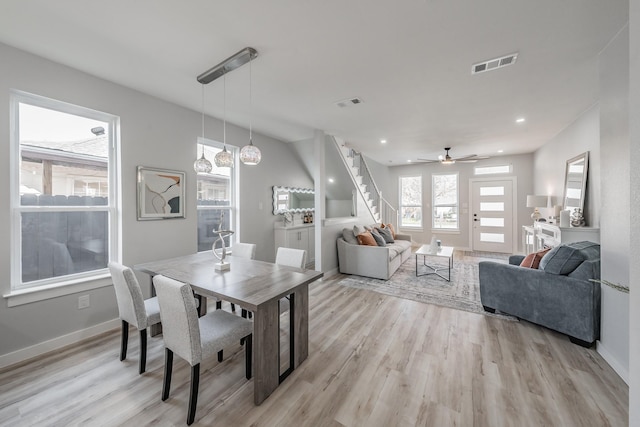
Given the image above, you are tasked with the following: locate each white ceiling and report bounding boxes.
[0,1,628,165]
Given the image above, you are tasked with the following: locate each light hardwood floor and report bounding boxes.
[0,275,629,426]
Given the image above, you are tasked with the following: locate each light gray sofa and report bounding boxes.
[479,241,601,347]
[337,231,412,280]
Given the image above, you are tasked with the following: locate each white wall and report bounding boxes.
[386,155,534,252]
[629,0,640,422]
[598,24,630,382]
[0,42,311,358]
[533,105,601,227]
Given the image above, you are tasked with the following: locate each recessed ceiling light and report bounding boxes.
[407,160,412,163]
[380,139,387,144]
[328,177,335,183]
[516,117,525,123]
[498,149,504,153]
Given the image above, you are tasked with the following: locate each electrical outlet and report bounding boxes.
[78,295,90,309]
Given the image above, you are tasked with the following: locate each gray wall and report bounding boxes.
[386,155,534,252]
[0,42,311,357]
[629,0,640,420]
[598,24,630,381]
[533,105,601,227]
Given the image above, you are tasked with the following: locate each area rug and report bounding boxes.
[337,251,517,320]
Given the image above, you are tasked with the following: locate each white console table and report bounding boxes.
[523,222,600,252]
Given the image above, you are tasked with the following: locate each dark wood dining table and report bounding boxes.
[134,251,323,405]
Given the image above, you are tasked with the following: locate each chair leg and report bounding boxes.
[217,350,223,362]
[120,320,129,361]
[231,303,236,312]
[162,349,173,401]
[187,364,200,425]
[245,334,252,380]
[139,329,147,374]
[241,308,248,318]
[216,300,222,310]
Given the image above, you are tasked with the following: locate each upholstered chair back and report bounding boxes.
[275,247,307,269]
[153,275,202,366]
[109,262,148,329]
[233,242,257,259]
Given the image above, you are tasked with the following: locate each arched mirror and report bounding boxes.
[563,151,589,213]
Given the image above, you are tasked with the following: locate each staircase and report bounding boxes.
[332,137,398,229]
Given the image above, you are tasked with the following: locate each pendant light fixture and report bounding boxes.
[240,54,261,165]
[214,72,234,168]
[193,84,213,174]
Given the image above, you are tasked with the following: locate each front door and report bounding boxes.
[471,179,514,253]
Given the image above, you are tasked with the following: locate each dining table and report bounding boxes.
[134,251,323,405]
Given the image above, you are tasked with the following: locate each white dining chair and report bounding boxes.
[275,247,307,269]
[153,275,253,425]
[109,262,161,374]
[231,242,257,317]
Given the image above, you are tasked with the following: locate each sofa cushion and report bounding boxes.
[381,223,396,238]
[375,226,395,243]
[519,247,551,269]
[342,228,359,245]
[354,225,367,236]
[370,229,386,246]
[357,231,377,246]
[539,244,586,275]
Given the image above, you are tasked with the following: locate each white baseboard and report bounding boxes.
[597,341,629,384]
[322,267,339,279]
[0,318,120,370]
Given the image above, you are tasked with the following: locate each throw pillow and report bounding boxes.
[381,223,396,238]
[357,231,377,246]
[375,226,395,243]
[370,229,386,246]
[539,244,586,275]
[353,224,367,236]
[519,247,551,269]
[342,227,359,245]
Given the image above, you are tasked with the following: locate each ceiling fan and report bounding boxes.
[418,147,489,164]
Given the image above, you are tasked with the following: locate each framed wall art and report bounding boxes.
[137,166,185,220]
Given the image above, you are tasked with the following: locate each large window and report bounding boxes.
[196,140,238,252]
[399,175,422,228]
[11,91,119,290]
[432,173,458,230]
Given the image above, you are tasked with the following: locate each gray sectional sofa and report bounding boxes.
[479,241,601,347]
[337,226,412,280]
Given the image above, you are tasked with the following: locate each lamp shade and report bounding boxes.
[240,140,261,165]
[526,195,548,208]
[214,147,234,168]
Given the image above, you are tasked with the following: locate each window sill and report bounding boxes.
[3,273,112,307]
[399,226,424,232]
[431,229,460,234]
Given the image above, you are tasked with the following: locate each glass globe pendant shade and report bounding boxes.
[240,139,262,165]
[194,152,213,174]
[214,146,234,168]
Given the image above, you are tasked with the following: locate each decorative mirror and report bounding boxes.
[272,186,314,215]
[562,151,589,213]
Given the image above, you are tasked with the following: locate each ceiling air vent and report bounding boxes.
[335,97,364,108]
[472,53,518,75]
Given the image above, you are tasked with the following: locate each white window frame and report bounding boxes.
[7,90,120,304]
[399,175,423,229]
[196,138,239,252]
[432,172,459,231]
[474,164,512,175]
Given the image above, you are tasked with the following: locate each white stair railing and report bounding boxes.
[331,137,398,229]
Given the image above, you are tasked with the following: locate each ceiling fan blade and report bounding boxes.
[417,158,439,163]
[457,159,479,163]
[453,154,478,161]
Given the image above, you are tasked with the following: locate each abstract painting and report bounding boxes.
[137,166,185,220]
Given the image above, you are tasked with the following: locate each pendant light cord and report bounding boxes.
[223,72,227,148]
[249,56,252,143]
[201,84,205,156]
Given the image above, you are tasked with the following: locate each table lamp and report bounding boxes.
[526,195,548,222]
